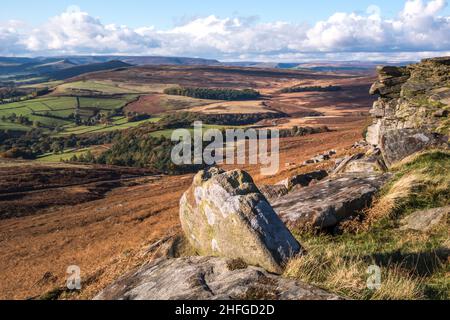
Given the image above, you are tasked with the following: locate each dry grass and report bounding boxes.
[362,173,423,229]
[342,150,450,233]
[371,266,424,300]
[284,151,449,300]
[284,240,425,300]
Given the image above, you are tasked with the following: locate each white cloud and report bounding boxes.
[1,0,450,60]
[21,7,160,54]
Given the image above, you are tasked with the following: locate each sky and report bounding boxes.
[1,0,450,61]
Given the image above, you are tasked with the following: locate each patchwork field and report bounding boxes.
[53,80,148,96]
[0,95,138,131]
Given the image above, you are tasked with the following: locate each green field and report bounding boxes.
[55,80,142,95]
[58,116,162,136]
[36,148,94,162]
[0,95,138,132]
[53,80,176,95]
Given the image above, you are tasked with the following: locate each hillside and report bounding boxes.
[45,60,132,81]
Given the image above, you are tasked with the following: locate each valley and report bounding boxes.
[0,56,447,301]
[0,58,377,299]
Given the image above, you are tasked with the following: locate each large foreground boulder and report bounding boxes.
[179,168,301,274]
[94,256,341,300]
[272,173,389,230]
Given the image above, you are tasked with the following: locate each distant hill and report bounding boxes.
[0,55,412,85]
[45,60,132,80]
[222,61,301,69]
[29,59,77,73]
[119,56,220,66]
[42,55,221,66]
[220,60,410,71]
[0,56,222,83]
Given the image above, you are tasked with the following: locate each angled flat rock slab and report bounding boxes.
[94,257,341,300]
[272,173,390,230]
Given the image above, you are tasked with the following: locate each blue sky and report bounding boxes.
[1,0,450,61]
[0,0,427,29]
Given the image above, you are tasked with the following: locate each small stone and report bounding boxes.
[400,206,449,232]
[434,109,449,118]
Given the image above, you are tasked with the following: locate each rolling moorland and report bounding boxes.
[0,56,448,300]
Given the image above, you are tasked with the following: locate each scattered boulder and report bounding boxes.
[179,167,302,274]
[400,206,449,232]
[277,170,328,190]
[259,184,289,202]
[302,150,337,165]
[352,141,369,149]
[272,173,390,230]
[434,109,449,118]
[94,257,341,300]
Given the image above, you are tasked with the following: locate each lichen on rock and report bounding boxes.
[179,167,302,274]
[367,57,450,167]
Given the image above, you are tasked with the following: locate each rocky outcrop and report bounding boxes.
[272,173,389,230]
[94,256,341,300]
[367,57,450,167]
[400,206,449,232]
[179,167,301,274]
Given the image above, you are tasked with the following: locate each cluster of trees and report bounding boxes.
[0,114,33,126]
[71,133,204,174]
[164,87,261,101]
[126,112,151,123]
[29,107,123,127]
[0,129,120,159]
[279,85,342,93]
[278,125,331,138]
[0,87,50,103]
[144,111,285,129]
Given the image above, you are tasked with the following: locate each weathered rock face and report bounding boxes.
[94,257,341,300]
[367,57,450,166]
[272,173,389,230]
[400,206,449,232]
[179,167,302,274]
[381,129,447,166]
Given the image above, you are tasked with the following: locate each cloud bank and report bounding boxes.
[1,0,450,61]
